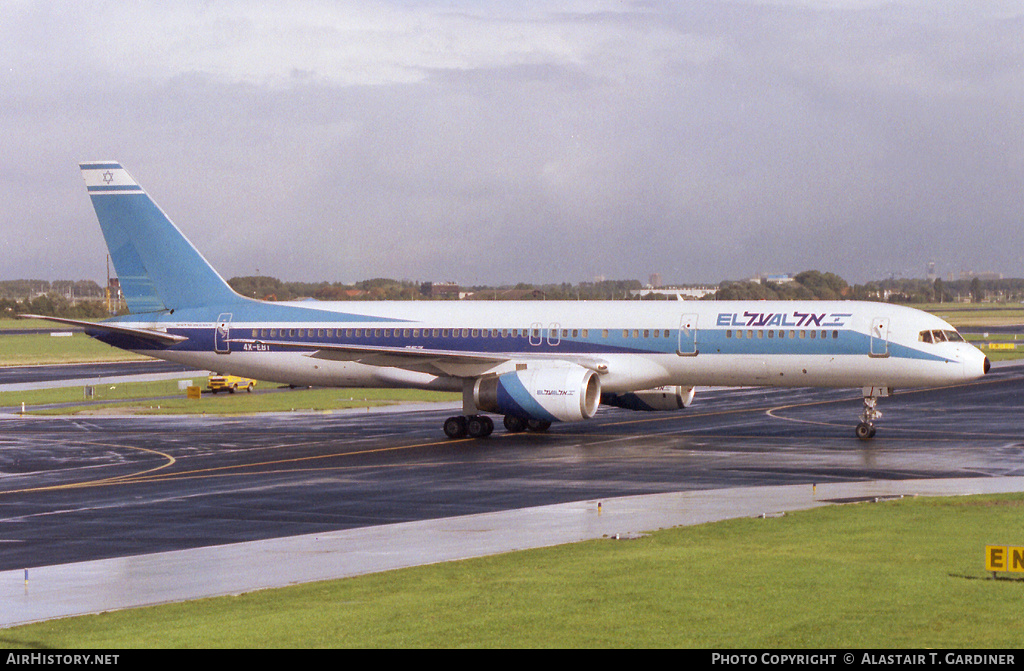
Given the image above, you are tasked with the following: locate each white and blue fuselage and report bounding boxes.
[26,162,989,440]
[98,298,985,393]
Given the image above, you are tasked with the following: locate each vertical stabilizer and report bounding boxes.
[80,162,242,313]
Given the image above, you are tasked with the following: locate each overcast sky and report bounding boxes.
[2,1,1022,287]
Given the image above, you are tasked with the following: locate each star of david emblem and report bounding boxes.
[103,171,114,184]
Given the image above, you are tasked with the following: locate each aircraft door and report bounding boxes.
[869,317,889,358]
[215,313,232,354]
[547,323,561,347]
[677,314,698,356]
[529,322,543,347]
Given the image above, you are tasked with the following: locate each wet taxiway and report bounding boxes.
[2,363,1023,574]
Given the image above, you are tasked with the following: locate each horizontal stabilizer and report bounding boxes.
[18,315,188,346]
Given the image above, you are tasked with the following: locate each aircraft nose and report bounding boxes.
[966,351,990,380]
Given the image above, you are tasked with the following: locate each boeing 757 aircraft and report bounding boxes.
[25,162,990,441]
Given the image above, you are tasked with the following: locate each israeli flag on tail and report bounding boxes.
[80,162,243,314]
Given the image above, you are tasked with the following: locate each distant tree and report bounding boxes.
[228,276,294,301]
[970,277,984,303]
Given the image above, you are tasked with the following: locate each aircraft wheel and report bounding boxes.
[855,422,874,441]
[467,415,493,438]
[443,416,468,439]
[503,415,527,433]
[526,419,552,433]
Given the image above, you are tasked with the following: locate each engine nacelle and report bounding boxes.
[601,385,695,412]
[474,366,601,423]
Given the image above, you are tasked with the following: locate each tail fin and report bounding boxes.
[80,162,243,314]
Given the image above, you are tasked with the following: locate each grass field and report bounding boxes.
[927,305,1024,327]
[0,331,145,366]
[3,493,1023,648]
[0,379,458,415]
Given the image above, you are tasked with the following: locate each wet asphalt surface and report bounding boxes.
[1,364,1022,571]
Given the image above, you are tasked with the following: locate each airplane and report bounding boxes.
[23,161,990,441]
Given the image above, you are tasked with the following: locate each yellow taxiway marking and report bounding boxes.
[0,437,459,494]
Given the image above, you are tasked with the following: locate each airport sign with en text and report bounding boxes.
[985,545,1024,573]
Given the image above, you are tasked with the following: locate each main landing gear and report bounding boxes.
[855,387,890,441]
[442,414,551,439]
[444,415,493,439]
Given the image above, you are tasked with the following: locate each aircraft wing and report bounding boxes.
[18,315,188,346]
[230,337,609,378]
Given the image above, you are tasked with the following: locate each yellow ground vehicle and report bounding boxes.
[207,374,256,394]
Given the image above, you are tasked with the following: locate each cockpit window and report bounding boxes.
[919,329,965,343]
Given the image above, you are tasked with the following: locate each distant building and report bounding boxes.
[751,273,794,284]
[630,286,717,300]
[426,282,461,299]
[953,270,1003,281]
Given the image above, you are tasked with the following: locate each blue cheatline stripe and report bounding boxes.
[82,162,122,169]
[87,185,144,193]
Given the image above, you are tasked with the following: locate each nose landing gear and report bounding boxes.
[855,387,891,441]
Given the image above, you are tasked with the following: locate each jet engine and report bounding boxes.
[474,365,601,423]
[601,385,695,412]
